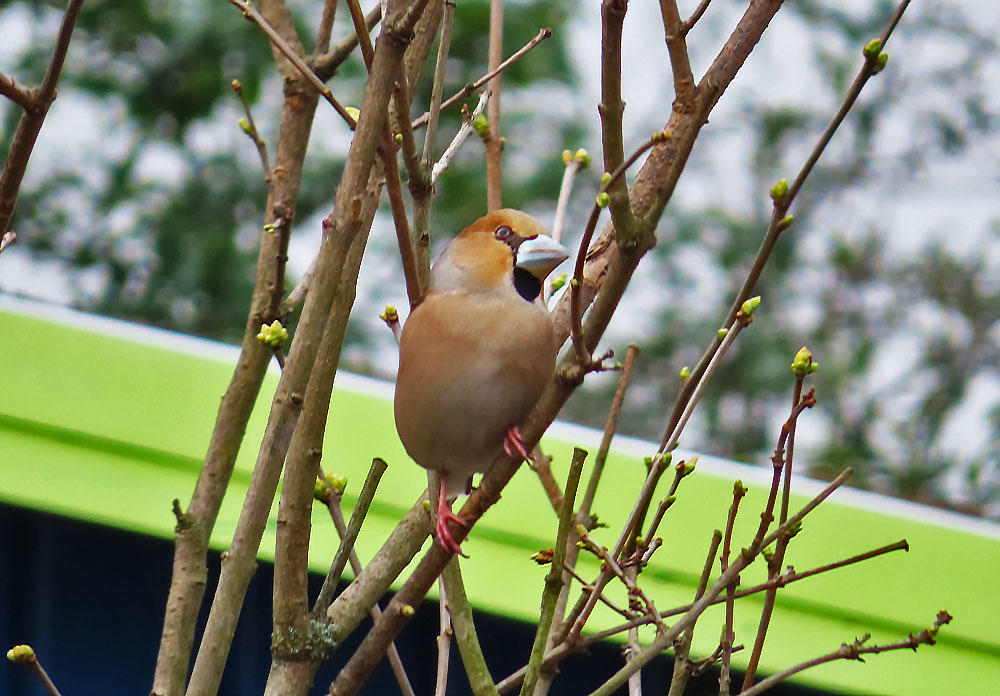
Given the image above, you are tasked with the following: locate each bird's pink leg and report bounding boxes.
[435,479,469,557]
[503,426,532,461]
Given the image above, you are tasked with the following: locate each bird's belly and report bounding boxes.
[393,293,556,481]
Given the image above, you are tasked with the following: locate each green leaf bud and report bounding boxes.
[473,114,491,139]
[600,172,612,186]
[380,305,399,323]
[777,214,795,231]
[596,192,611,208]
[326,474,348,495]
[7,645,34,662]
[769,178,789,202]
[314,479,331,503]
[574,148,591,168]
[679,366,691,380]
[717,328,729,341]
[238,118,252,135]
[549,273,567,293]
[863,39,882,60]
[741,296,761,316]
[791,346,820,375]
[874,52,889,74]
[562,149,573,164]
[231,79,243,91]
[401,604,415,617]
[345,107,361,121]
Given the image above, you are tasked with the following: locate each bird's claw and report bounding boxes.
[503,426,532,461]
[436,508,469,558]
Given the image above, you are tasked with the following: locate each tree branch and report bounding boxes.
[740,611,952,696]
[411,27,551,130]
[661,0,911,450]
[0,0,84,238]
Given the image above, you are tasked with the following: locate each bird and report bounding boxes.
[394,209,569,555]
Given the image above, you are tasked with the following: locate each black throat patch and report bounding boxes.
[512,267,543,302]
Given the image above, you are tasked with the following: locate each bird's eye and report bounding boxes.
[494,225,513,241]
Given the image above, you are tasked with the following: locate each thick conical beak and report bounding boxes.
[516,235,569,279]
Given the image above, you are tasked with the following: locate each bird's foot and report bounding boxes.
[435,484,469,557]
[503,426,532,461]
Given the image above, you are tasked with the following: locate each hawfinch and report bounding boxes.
[394,209,569,555]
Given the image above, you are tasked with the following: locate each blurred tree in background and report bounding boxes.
[2,0,997,516]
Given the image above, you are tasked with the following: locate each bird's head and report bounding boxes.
[431,209,569,302]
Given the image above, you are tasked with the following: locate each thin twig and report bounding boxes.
[431,91,490,184]
[228,0,359,128]
[411,28,552,130]
[440,558,501,696]
[551,159,580,248]
[320,480,417,696]
[741,374,808,689]
[519,449,586,696]
[719,480,746,696]
[585,470,854,696]
[0,72,33,111]
[568,135,662,369]
[232,79,272,183]
[667,529,722,696]
[435,578,453,696]
[0,0,84,238]
[600,0,640,244]
[495,539,909,695]
[682,0,712,35]
[313,5,383,81]
[661,0,911,451]
[658,0,697,110]
[313,459,388,616]
[422,1,456,164]
[7,646,63,696]
[740,611,953,696]
[314,0,338,56]
[485,0,505,210]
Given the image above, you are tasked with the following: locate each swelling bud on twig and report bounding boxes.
[562,149,573,164]
[7,645,34,662]
[791,346,820,375]
[574,148,591,168]
[531,548,555,565]
[345,107,360,121]
[314,479,331,504]
[238,117,252,135]
[473,113,491,139]
[600,172,612,185]
[596,192,611,208]
[769,178,789,203]
[863,38,882,60]
[380,305,399,323]
[256,320,289,347]
[326,473,348,495]
[741,296,761,316]
[677,456,697,478]
[549,273,567,292]
[873,52,889,74]
[777,214,795,231]
[717,328,729,341]
[651,129,670,143]
[679,366,691,380]
[231,79,243,91]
